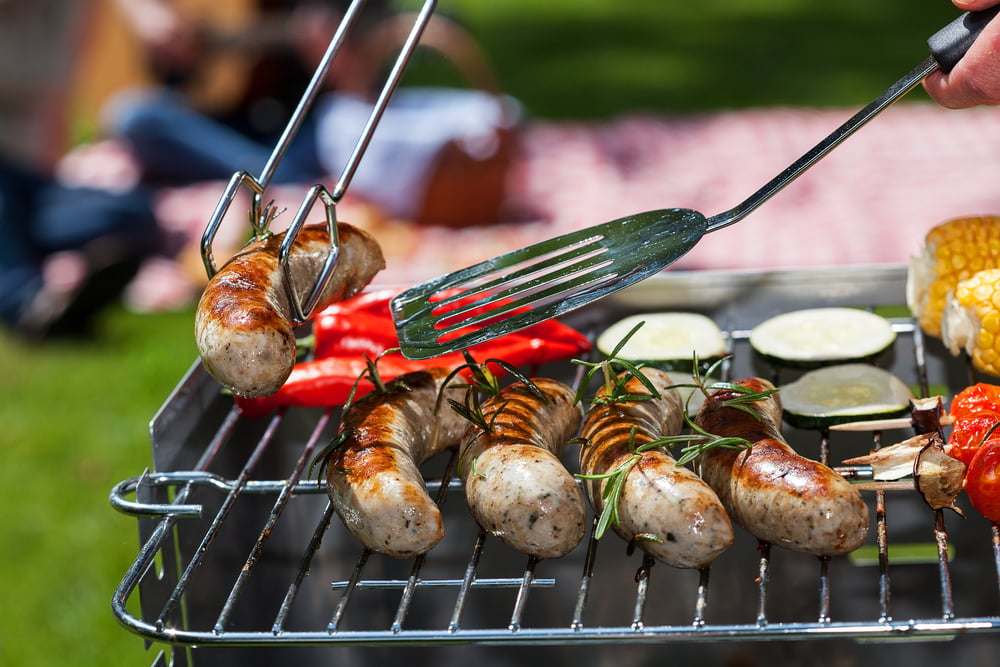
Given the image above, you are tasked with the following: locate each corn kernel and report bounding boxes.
[908,216,1000,337]
[943,267,1000,378]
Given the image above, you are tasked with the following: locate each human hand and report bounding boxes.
[923,0,1000,107]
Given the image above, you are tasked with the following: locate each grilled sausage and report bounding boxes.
[195,222,384,398]
[459,378,586,559]
[325,367,467,558]
[693,377,870,556]
[580,367,734,569]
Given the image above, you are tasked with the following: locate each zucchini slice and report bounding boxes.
[597,312,727,371]
[780,363,913,430]
[750,307,896,368]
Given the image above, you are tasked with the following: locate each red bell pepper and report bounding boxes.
[234,289,592,418]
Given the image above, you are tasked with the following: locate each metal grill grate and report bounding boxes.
[110,266,1000,664]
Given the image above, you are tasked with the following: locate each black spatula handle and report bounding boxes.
[928,6,1000,73]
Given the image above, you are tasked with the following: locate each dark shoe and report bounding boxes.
[16,242,141,341]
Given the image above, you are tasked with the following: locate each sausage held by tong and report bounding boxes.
[195,223,384,398]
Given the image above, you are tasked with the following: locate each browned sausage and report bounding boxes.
[459,378,586,559]
[580,367,734,568]
[693,377,869,556]
[195,223,384,398]
[325,367,467,558]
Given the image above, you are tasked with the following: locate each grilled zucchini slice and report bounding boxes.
[597,312,727,372]
[750,307,896,368]
[780,363,913,430]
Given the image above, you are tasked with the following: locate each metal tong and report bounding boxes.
[199,0,437,323]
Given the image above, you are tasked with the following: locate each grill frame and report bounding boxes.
[110,265,1000,663]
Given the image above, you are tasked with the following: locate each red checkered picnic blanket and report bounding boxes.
[59,103,1000,310]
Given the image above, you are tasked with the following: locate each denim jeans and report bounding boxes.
[109,90,325,186]
[0,156,159,325]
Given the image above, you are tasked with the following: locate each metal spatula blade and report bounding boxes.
[391,209,705,358]
[391,8,998,360]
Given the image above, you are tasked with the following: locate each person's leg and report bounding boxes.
[108,90,324,185]
[0,158,45,326]
[33,182,159,255]
[12,181,161,338]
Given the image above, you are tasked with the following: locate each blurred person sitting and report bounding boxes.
[105,0,519,226]
[0,0,160,340]
[104,0,388,187]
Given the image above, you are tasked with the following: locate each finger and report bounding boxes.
[953,0,1000,11]
[924,12,1000,107]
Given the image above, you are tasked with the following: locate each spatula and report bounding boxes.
[391,8,999,360]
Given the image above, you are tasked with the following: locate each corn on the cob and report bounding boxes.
[941,268,1000,378]
[907,216,1000,338]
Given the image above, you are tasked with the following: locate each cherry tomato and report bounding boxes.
[964,438,1000,523]
[949,383,1000,419]
[947,410,1000,466]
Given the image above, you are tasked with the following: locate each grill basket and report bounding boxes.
[111,266,1000,666]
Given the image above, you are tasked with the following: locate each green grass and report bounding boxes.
[408,0,957,117]
[0,1,968,665]
[0,306,196,667]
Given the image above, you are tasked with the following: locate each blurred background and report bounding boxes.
[0,0,995,665]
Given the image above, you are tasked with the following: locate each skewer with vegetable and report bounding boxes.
[834,383,1000,523]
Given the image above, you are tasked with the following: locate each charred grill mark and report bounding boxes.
[336,441,401,485]
[324,367,464,558]
[458,378,586,558]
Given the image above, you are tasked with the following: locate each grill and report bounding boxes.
[110,265,1000,666]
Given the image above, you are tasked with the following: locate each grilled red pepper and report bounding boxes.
[234,289,592,418]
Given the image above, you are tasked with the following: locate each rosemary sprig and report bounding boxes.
[572,321,659,406]
[660,354,778,465]
[442,350,544,480]
[576,426,651,540]
[571,326,778,542]
[442,349,541,433]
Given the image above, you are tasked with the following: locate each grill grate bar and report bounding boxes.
[993,526,1000,600]
[508,558,540,632]
[692,567,711,628]
[816,557,832,625]
[874,465,893,623]
[570,518,600,630]
[214,409,335,633]
[390,450,460,633]
[328,549,371,632]
[273,500,336,634]
[390,565,426,633]
[934,511,957,620]
[755,543,771,627]
[447,530,488,633]
[630,554,655,630]
[155,410,287,630]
